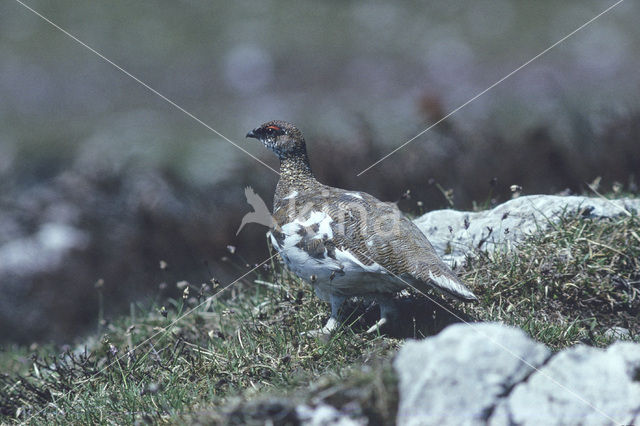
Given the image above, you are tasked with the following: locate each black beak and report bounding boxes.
[246,129,258,139]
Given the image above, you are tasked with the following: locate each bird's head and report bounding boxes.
[246,120,306,158]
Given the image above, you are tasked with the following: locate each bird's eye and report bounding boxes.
[265,125,283,137]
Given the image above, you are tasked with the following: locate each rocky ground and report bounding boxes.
[1,194,638,425]
[0,165,263,343]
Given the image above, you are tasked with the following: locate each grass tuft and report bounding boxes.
[464,212,640,349]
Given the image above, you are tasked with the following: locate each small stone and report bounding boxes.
[604,326,630,341]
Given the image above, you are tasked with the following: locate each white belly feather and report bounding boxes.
[269,210,403,299]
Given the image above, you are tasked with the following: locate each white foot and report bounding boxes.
[366,317,388,334]
[301,317,338,337]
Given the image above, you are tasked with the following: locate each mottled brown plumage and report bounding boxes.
[247,120,476,334]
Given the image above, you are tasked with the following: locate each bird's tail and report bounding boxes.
[413,262,477,302]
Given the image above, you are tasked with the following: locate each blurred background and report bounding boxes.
[1,0,638,344]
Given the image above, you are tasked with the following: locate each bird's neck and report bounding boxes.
[275,151,318,199]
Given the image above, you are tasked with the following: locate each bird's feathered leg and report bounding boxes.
[366,296,398,334]
[303,293,346,337]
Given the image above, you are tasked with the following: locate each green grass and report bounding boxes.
[1,266,399,424]
[1,207,639,424]
[464,211,640,350]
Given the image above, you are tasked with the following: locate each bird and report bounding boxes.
[246,120,477,335]
[236,186,278,235]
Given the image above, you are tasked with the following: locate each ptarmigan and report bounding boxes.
[247,120,477,335]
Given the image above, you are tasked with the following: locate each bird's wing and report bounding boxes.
[309,188,476,301]
[245,187,265,208]
[246,186,274,218]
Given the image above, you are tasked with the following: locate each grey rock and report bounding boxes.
[490,343,640,426]
[224,398,366,426]
[413,195,640,265]
[225,397,299,425]
[296,403,366,426]
[604,326,631,341]
[395,322,640,426]
[394,323,550,426]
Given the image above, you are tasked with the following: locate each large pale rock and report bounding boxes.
[490,343,640,426]
[413,195,640,265]
[394,322,640,426]
[394,323,550,426]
